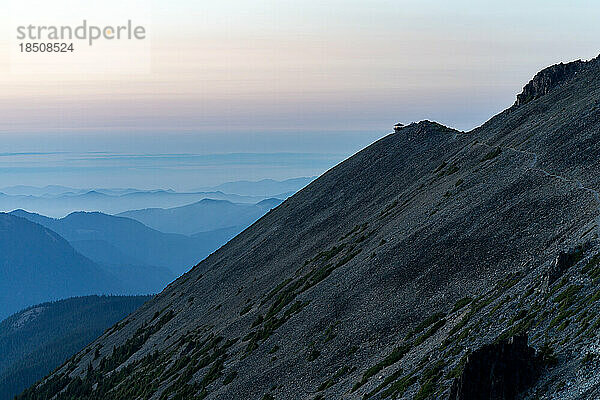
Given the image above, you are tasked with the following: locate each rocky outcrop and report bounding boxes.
[448,335,540,400]
[543,246,584,289]
[405,120,459,139]
[514,58,597,106]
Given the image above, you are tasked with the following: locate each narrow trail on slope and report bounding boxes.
[395,126,600,233]
[476,141,600,235]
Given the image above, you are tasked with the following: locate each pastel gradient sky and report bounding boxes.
[0,0,598,188]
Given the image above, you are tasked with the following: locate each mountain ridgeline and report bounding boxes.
[1,198,282,323]
[21,56,600,399]
[117,198,282,236]
[0,189,273,218]
[10,210,229,277]
[0,214,122,320]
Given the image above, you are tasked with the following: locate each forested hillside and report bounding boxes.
[0,295,150,400]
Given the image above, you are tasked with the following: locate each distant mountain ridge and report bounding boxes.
[10,210,210,277]
[118,198,283,235]
[0,185,82,197]
[196,177,315,197]
[0,190,266,218]
[0,213,121,320]
[0,178,311,218]
[1,199,275,321]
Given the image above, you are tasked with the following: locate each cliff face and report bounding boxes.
[514,57,597,106]
[20,55,600,400]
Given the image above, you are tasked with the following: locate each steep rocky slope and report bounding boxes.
[20,55,600,399]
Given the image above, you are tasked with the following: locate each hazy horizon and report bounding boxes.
[0,150,342,190]
[0,127,390,189]
[2,0,600,189]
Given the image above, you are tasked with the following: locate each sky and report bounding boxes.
[0,0,599,188]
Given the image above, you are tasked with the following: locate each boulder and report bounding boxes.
[449,335,540,400]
